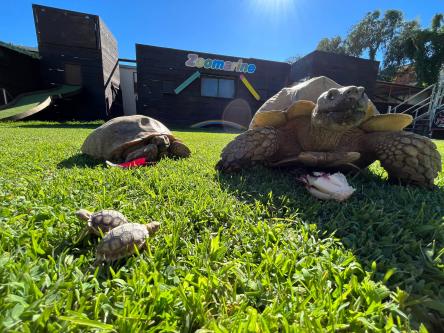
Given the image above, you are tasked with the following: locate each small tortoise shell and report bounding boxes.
[88,210,129,236]
[95,222,159,263]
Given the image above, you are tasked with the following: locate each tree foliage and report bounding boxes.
[405,26,444,85]
[310,10,444,85]
[316,36,350,55]
[347,10,404,60]
[431,13,443,31]
[384,14,444,85]
[383,20,420,67]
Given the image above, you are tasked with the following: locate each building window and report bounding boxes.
[201,77,235,98]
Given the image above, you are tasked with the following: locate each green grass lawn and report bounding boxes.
[0,121,443,332]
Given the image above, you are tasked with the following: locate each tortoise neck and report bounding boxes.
[308,124,347,151]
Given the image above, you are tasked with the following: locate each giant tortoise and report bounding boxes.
[82,115,191,163]
[216,76,441,187]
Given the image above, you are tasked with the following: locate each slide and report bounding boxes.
[0,85,81,121]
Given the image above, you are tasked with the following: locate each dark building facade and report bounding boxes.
[135,45,385,127]
[0,43,41,100]
[136,44,291,127]
[291,50,380,98]
[32,4,121,119]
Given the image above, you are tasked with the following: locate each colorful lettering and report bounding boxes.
[196,57,205,68]
[185,53,198,67]
[211,60,225,70]
[184,54,256,74]
[204,58,213,69]
[239,63,248,73]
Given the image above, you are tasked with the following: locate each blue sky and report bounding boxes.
[1,0,442,62]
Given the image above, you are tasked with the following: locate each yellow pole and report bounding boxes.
[240,74,261,101]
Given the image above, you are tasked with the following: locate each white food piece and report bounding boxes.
[301,172,355,202]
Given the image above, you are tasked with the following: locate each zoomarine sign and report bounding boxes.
[185,53,256,74]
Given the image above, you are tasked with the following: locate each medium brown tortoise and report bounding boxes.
[82,115,191,163]
[216,76,442,187]
[95,222,160,264]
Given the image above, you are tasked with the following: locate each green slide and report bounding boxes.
[0,85,81,120]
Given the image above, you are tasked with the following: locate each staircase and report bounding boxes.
[388,78,444,137]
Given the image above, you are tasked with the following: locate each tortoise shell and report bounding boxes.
[88,210,129,236]
[95,222,160,263]
[248,76,406,131]
[81,115,176,161]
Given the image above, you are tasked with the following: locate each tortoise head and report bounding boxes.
[76,209,92,221]
[151,135,170,148]
[151,134,171,157]
[146,221,161,235]
[312,86,368,131]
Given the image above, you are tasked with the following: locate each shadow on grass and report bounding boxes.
[217,167,444,331]
[5,120,242,133]
[170,127,243,134]
[57,153,104,169]
[14,123,100,129]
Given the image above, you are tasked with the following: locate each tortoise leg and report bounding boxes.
[169,141,191,158]
[270,152,361,168]
[125,146,147,162]
[124,144,158,162]
[364,131,442,187]
[144,144,159,161]
[216,127,279,172]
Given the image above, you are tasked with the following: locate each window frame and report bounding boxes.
[200,75,236,99]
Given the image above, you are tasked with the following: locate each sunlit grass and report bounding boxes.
[0,121,442,332]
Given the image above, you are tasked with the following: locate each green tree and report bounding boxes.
[408,29,444,85]
[431,13,443,31]
[381,20,420,81]
[383,20,420,67]
[384,14,444,85]
[313,10,444,85]
[347,10,404,60]
[316,36,349,55]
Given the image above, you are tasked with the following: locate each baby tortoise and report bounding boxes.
[75,209,129,240]
[95,222,160,264]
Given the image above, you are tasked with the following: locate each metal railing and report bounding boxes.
[428,82,444,132]
[387,79,444,136]
[388,84,435,114]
